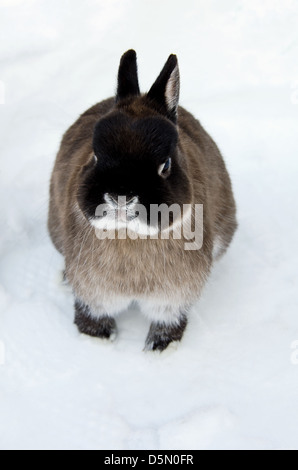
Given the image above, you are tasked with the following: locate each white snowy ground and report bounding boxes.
[0,0,298,451]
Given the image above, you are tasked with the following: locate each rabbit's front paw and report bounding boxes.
[144,316,187,352]
[74,300,117,340]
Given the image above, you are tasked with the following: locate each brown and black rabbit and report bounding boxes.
[48,50,237,351]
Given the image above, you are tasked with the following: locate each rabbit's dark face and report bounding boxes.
[77,50,191,233]
[77,111,192,233]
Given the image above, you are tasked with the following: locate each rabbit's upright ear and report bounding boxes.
[116,50,140,102]
[147,55,180,123]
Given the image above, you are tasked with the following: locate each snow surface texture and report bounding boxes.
[0,0,298,451]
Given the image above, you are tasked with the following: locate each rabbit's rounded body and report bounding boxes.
[48,51,237,351]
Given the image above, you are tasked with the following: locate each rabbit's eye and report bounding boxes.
[93,155,98,163]
[158,158,172,176]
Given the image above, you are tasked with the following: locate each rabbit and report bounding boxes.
[48,50,237,352]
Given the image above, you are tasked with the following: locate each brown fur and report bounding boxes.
[49,96,237,308]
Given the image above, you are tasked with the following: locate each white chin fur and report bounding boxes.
[90,216,159,237]
[90,194,159,237]
[90,194,192,238]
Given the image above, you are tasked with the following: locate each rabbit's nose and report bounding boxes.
[106,193,138,208]
[108,194,119,206]
[109,194,127,207]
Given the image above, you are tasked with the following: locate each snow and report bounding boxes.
[0,0,298,451]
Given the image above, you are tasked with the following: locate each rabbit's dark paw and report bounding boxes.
[144,316,187,352]
[74,300,117,340]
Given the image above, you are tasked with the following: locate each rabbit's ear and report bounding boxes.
[116,50,140,102]
[147,55,180,123]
